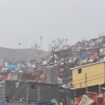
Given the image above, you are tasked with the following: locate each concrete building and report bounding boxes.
[0,80,73,105]
[0,80,59,102]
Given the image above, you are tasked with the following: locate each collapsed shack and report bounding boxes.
[0,80,73,105]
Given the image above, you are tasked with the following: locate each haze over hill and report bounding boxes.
[0,35,105,64]
[0,47,49,63]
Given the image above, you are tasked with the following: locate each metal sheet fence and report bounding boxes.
[0,102,34,105]
[0,102,54,105]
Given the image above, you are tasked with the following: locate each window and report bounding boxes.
[78,68,82,73]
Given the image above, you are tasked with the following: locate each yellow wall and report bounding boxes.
[72,62,105,89]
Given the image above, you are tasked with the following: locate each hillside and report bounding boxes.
[0,47,49,63]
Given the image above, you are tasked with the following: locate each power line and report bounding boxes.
[73,73,104,82]
[72,74,105,86]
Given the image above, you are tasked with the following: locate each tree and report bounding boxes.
[49,38,72,84]
[49,38,71,63]
[32,43,41,62]
[49,38,69,52]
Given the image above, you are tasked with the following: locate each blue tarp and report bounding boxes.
[80,50,88,59]
[34,102,55,105]
[0,101,5,105]
[7,64,17,71]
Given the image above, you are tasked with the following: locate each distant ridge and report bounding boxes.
[0,47,49,63]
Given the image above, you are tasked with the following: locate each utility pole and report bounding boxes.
[26,82,29,102]
[98,84,101,93]
[37,84,40,101]
[104,62,105,83]
[85,73,88,92]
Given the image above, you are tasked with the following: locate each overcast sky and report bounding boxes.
[0,0,105,49]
